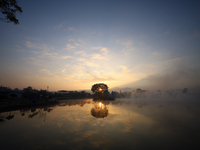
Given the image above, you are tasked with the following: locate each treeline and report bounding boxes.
[0,86,92,101]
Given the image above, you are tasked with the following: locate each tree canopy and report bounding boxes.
[0,0,22,24]
[91,83,110,99]
[91,83,108,94]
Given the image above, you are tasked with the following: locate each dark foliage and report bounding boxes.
[91,83,109,99]
[91,83,108,93]
[0,0,22,24]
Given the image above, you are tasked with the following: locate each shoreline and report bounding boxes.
[0,100,59,113]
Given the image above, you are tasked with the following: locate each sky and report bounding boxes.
[0,0,200,91]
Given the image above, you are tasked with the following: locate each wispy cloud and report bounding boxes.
[25,41,53,51]
[122,40,134,52]
[164,57,184,64]
[152,52,160,56]
[26,57,43,65]
[101,47,108,54]
[44,52,58,57]
[120,66,130,73]
[69,39,75,42]
[55,24,62,30]
[77,58,98,67]
[68,27,75,31]
[74,43,80,46]
[91,54,106,60]
[61,69,66,73]
[61,55,72,59]
[39,69,53,76]
[92,47,109,54]
[75,51,86,56]
[62,44,76,51]
[30,51,39,54]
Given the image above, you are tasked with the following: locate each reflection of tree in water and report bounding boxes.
[0,111,15,125]
[0,113,6,125]
[91,102,108,118]
[27,106,54,121]
[28,111,39,118]
[0,118,5,124]
[6,111,14,120]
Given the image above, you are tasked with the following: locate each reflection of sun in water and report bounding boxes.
[91,102,108,118]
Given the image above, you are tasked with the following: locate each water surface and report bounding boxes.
[0,98,200,149]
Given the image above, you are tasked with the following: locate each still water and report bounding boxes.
[0,98,200,150]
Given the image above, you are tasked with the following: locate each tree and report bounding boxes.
[91,83,108,94]
[10,93,17,98]
[91,83,108,93]
[91,83,109,99]
[0,0,22,24]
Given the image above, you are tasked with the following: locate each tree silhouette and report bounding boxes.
[91,83,108,93]
[91,83,109,99]
[0,0,23,24]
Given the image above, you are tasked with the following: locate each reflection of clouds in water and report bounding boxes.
[1,97,200,149]
[123,123,133,132]
[54,141,66,145]
[56,123,63,128]
[82,130,98,138]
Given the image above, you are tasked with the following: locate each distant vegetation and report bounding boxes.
[0,85,198,104]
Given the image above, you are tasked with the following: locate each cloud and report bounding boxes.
[82,61,99,67]
[62,44,76,50]
[31,51,38,54]
[91,54,106,60]
[26,57,43,65]
[61,55,72,59]
[120,66,130,73]
[25,41,36,49]
[25,41,53,51]
[76,58,98,67]
[75,51,86,56]
[25,41,57,59]
[164,57,184,64]
[68,27,75,31]
[61,69,66,73]
[128,66,200,90]
[69,39,75,42]
[101,47,108,54]
[44,52,58,57]
[122,40,134,52]
[68,71,116,83]
[39,69,52,76]
[152,52,160,56]
[92,47,109,54]
[55,24,62,30]
[86,71,116,82]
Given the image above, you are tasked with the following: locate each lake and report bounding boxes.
[0,97,200,150]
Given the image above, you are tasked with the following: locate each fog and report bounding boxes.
[122,65,200,91]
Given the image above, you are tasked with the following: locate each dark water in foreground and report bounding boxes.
[0,97,200,150]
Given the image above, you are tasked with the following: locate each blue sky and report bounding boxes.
[0,0,200,91]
